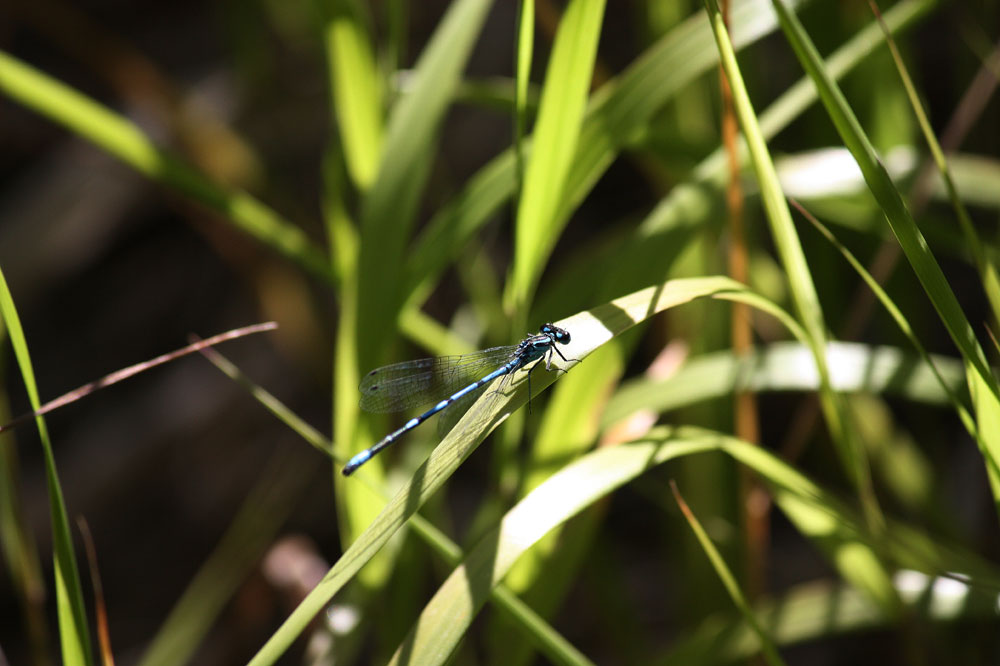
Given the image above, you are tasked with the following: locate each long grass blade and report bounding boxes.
[0,265,92,664]
[670,481,786,666]
[323,0,383,189]
[514,0,535,196]
[507,0,606,311]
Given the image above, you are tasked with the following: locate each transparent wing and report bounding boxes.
[359,345,517,413]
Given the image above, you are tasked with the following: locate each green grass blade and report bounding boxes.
[325,131,399,581]
[323,0,383,189]
[0,265,92,665]
[407,515,596,666]
[671,481,786,666]
[506,0,606,311]
[493,342,627,664]
[701,0,821,425]
[0,329,50,662]
[514,0,535,196]
[0,50,332,283]
[769,0,1000,515]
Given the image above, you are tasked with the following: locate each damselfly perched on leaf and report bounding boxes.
[343,324,574,476]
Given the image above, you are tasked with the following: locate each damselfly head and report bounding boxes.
[540,323,571,344]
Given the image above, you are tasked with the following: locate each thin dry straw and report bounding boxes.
[0,321,277,433]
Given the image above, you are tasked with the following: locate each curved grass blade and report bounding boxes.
[491,340,627,666]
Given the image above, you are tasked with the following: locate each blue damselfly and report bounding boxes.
[343,323,574,476]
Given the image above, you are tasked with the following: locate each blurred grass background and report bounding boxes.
[2,0,1000,664]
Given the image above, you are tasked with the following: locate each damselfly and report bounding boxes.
[342,324,574,476]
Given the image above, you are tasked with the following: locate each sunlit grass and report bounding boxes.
[3,0,1000,663]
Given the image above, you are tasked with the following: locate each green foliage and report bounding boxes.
[3,0,1000,664]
